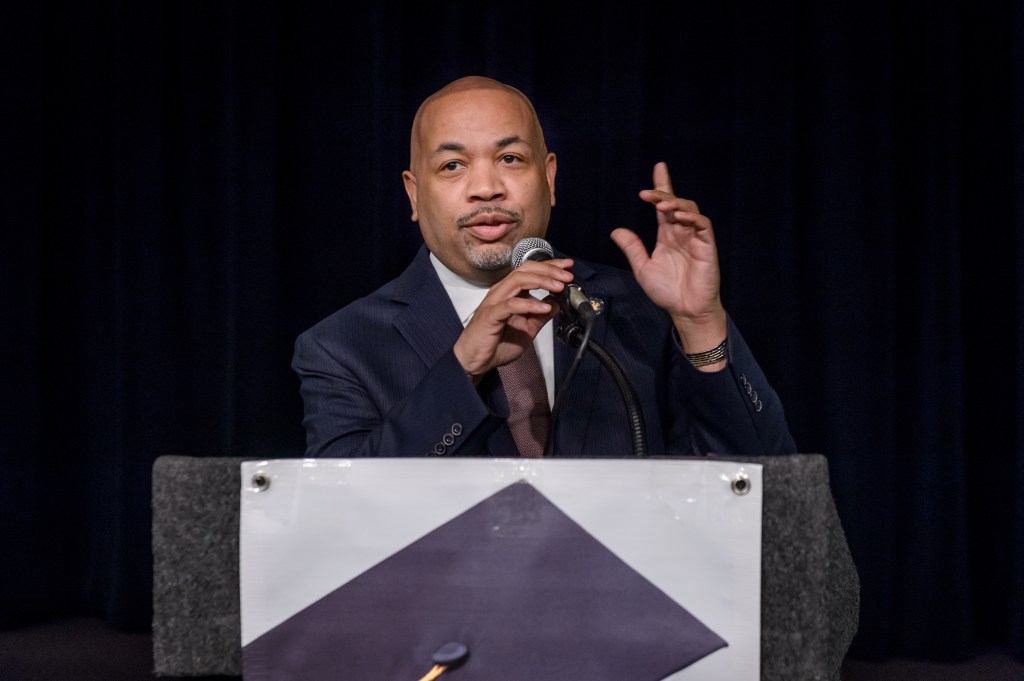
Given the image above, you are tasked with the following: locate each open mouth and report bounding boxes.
[458,208,520,242]
[464,221,513,241]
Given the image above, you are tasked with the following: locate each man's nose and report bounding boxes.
[467,164,506,202]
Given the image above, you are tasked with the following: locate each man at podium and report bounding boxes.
[291,75,796,460]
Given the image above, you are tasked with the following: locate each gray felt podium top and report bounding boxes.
[151,454,859,680]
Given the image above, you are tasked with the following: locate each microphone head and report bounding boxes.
[511,237,554,269]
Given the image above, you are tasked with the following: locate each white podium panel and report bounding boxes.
[239,458,762,681]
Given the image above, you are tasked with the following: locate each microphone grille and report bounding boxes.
[511,237,554,269]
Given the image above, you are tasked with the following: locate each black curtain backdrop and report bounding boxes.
[2,0,1021,664]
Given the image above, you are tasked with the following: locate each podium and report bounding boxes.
[151,454,859,680]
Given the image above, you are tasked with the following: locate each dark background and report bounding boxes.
[2,0,1021,667]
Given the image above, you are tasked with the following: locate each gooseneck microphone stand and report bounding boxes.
[545,314,649,458]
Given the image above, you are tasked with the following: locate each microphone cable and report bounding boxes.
[548,315,648,458]
[543,311,595,457]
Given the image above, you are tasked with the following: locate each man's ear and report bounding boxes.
[401,170,419,221]
[546,152,557,207]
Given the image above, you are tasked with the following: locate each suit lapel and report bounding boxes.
[390,247,464,368]
[390,247,516,456]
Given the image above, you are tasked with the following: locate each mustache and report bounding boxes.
[456,205,521,228]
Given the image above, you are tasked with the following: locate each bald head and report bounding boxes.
[409,76,548,170]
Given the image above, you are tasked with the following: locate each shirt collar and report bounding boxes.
[429,252,490,327]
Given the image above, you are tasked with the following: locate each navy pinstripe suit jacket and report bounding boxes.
[292,245,796,458]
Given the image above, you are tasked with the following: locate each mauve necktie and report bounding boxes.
[497,342,550,458]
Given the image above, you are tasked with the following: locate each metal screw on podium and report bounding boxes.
[731,473,751,495]
[251,472,271,492]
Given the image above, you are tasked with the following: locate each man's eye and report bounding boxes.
[500,154,519,164]
[441,160,463,172]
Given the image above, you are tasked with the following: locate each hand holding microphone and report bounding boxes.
[452,245,570,380]
[511,237,603,322]
[453,237,602,380]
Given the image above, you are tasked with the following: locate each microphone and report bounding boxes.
[510,237,601,322]
[510,237,645,457]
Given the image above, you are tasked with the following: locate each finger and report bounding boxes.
[504,295,556,317]
[476,294,555,323]
[653,161,674,195]
[610,227,650,275]
[515,257,574,270]
[654,209,708,235]
[665,210,711,231]
[504,303,559,334]
[512,258,575,280]
[490,260,575,297]
[484,304,558,347]
[640,193,700,214]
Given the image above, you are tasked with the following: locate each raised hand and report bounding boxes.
[610,162,728,358]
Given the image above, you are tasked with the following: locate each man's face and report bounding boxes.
[402,87,557,285]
